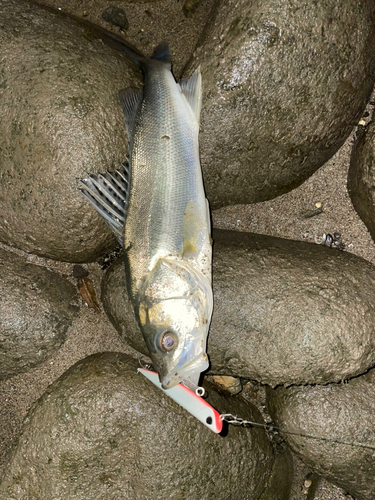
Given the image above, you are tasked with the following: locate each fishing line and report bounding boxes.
[138,363,375,450]
[220,413,375,451]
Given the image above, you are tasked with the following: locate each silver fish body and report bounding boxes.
[80,46,212,390]
[125,60,212,389]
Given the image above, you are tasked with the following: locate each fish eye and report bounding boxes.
[158,331,177,352]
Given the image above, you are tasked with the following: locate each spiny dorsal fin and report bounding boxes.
[78,160,131,245]
[118,87,143,139]
[151,42,171,63]
[178,67,202,124]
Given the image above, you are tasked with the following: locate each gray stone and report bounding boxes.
[267,367,375,500]
[184,0,375,208]
[102,229,375,386]
[0,352,290,500]
[101,6,129,31]
[0,247,79,380]
[348,122,375,243]
[0,0,141,262]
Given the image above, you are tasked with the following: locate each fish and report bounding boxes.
[79,41,213,392]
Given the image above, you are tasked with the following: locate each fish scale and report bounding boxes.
[128,66,206,294]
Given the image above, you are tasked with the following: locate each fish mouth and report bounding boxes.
[161,352,209,390]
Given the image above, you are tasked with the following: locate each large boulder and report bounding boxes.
[267,367,375,500]
[102,229,375,386]
[0,247,79,380]
[0,352,292,500]
[348,122,375,243]
[0,0,141,262]
[184,0,375,208]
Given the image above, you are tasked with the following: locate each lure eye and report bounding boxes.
[159,331,177,352]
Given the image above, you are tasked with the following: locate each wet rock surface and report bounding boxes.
[0,352,289,500]
[0,247,79,381]
[102,229,375,387]
[348,121,375,243]
[0,0,141,262]
[101,6,129,31]
[184,0,375,208]
[208,229,375,386]
[267,367,375,500]
[33,0,216,79]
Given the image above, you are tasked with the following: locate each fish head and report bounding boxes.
[137,258,213,390]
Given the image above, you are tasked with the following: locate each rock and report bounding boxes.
[0,0,142,262]
[101,6,129,31]
[184,0,375,208]
[267,367,375,500]
[208,229,375,386]
[348,122,375,243]
[210,375,242,395]
[310,478,354,500]
[102,229,375,386]
[0,247,79,380]
[0,352,291,500]
[72,264,89,279]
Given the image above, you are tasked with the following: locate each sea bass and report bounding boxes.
[80,43,213,391]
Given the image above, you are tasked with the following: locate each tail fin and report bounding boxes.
[151,42,171,64]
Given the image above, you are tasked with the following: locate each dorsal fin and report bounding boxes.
[78,160,131,245]
[151,42,171,63]
[118,87,143,139]
[178,67,202,124]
